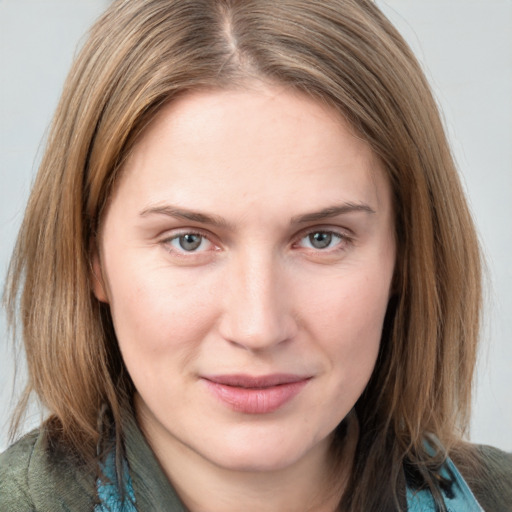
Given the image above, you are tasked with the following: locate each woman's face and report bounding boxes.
[93,84,395,473]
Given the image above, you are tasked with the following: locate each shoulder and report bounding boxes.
[0,428,97,511]
[450,443,512,512]
[0,430,39,509]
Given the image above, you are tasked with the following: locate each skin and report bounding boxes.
[93,83,396,512]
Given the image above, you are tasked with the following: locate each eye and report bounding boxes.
[297,230,346,250]
[167,233,213,253]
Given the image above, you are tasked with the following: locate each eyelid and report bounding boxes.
[292,226,354,251]
[160,228,220,255]
[293,224,354,241]
[158,225,354,257]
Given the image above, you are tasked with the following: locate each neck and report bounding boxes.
[138,405,358,512]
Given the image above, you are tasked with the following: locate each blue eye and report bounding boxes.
[299,231,344,250]
[169,233,210,252]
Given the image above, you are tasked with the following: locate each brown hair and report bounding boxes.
[4,0,482,509]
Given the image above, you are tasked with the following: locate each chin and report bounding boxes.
[193,426,330,474]
[206,444,307,473]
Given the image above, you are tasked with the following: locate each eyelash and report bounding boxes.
[293,230,351,252]
[160,227,353,257]
[161,230,217,256]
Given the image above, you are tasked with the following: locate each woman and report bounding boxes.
[1,0,510,510]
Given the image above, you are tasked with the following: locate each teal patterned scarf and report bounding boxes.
[95,444,483,511]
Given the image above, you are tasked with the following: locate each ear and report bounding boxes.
[90,239,109,303]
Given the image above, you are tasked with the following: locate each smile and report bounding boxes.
[201,374,311,414]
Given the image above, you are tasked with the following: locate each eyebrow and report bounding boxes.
[139,201,375,227]
[290,202,376,223]
[139,205,232,228]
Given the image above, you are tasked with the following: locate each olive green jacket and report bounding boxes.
[1,418,511,511]
[0,418,185,511]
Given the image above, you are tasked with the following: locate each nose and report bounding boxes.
[218,251,297,351]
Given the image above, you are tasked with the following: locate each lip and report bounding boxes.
[201,374,311,414]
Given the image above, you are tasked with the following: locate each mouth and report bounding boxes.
[201,374,311,414]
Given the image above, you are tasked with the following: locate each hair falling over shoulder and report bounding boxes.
[4,1,482,510]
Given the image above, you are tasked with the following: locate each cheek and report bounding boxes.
[106,266,223,399]
[104,255,220,358]
[302,270,390,336]
[298,269,390,375]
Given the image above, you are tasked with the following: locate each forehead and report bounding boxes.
[112,84,390,220]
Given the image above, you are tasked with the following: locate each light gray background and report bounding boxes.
[1,1,511,452]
